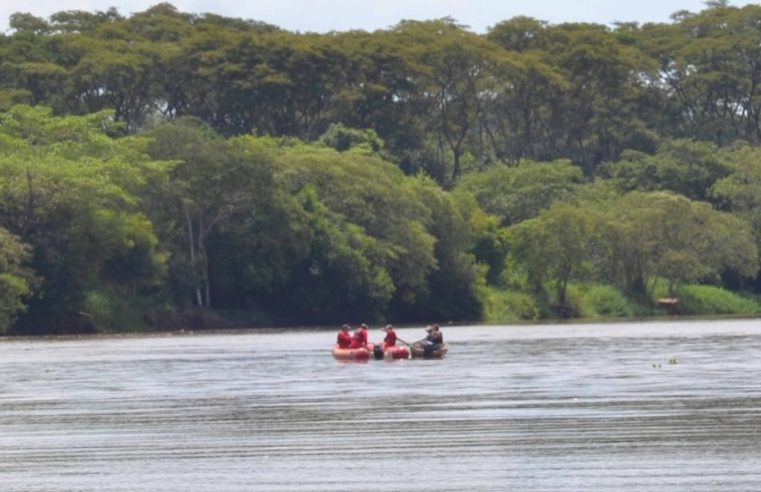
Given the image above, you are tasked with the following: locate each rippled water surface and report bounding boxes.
[2,319,761,491]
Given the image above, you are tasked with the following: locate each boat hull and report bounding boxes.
[332,345,371,361]
[410,342,448,359]
[381,345,410,360]
[332,344,410,361]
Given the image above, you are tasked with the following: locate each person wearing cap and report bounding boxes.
[414,324,436,355]
[381,324,398,348]
[336,324,352,348]
[349,323,369,349]
[417,325,435,347]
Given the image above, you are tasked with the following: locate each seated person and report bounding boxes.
[431,324,443,346]
[416,325,435,348]
[382,324,397,348]
[336,324,352,348]
[349,323,369,349]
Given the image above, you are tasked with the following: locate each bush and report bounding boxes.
[84,288,148,332]
[483,287,540,322]
[319,123,384,153]
[678,284,761,315]
[579,284,635,318]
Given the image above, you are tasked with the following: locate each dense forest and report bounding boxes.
[2,1,761,335]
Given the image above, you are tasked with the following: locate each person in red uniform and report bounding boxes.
[349,323,369,349]
[336,324,352,348]
[381,324,397,348]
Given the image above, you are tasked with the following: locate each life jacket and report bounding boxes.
[384,329,397,347]
[354,328,368,344]
[337,330,352,348]
[349,328,368,348]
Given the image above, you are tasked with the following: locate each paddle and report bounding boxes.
[396,337,413,346]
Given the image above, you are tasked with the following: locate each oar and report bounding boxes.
[396,337,414,346]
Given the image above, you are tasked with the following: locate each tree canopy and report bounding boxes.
[3,3,761,332]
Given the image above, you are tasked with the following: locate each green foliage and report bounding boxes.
[145,119,275,309]
[504,188,759,318]
[633,4,761,144]
[1,3,761,176]
[454,160,585,226]
[482,287,540,322]
[5,4,761,331]
[603,139,731,201]
[602,191,759,295]
[262,185,395,324]
[677,285,761,315]
[319,123,384,154]
[83,288,148,332]
[577,284,635,318]
[711,143,761,258]
[273,143,438,308]
[455,192,510,285]
[508,201,601,305]
[398,175,484,321]
[0,106,169,333]
[0,228,36,333]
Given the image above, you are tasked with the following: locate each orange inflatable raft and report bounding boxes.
[332,344,410,361]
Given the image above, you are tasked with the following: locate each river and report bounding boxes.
[0,319,760,491]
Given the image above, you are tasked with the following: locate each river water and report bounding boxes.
[1,319,760,491]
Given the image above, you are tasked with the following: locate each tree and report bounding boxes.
[145,118,275,309]
[602,139,731,201]
[8,14,50,35]
[48,8,123,34]
[508,202,601,307]
[487,17,570,164]
[0,228,36,333]
[454,191,510,286]
[260,186,394,324]
[711,143,761,272]
[542,23,658,173]
[271,141,445,318]
[601,191,758,296]
[454,159,585,226]
[392,19,518,182]
[64,21,167,132]
[634,4,761,144]
[318,123,384,154]
[398,176,484,321]
[0,105,168,332]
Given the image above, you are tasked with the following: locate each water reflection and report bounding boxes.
[0,320,760,491]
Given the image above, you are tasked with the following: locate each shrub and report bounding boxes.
[84,288,147,332]
[483,287,540,322]
[580,284,635,318]
[678,284,761,315]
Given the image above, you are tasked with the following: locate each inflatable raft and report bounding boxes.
[410,342,448,359]
[377,344,410,360]
[332,344,371,361]
[332,344,410,361]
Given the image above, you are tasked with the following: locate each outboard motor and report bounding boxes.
[373,344,384,360]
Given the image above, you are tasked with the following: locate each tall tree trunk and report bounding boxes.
[197,236,210,308]
[184,204,203,308]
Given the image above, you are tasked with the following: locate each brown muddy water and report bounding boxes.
[1,319,760,491]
